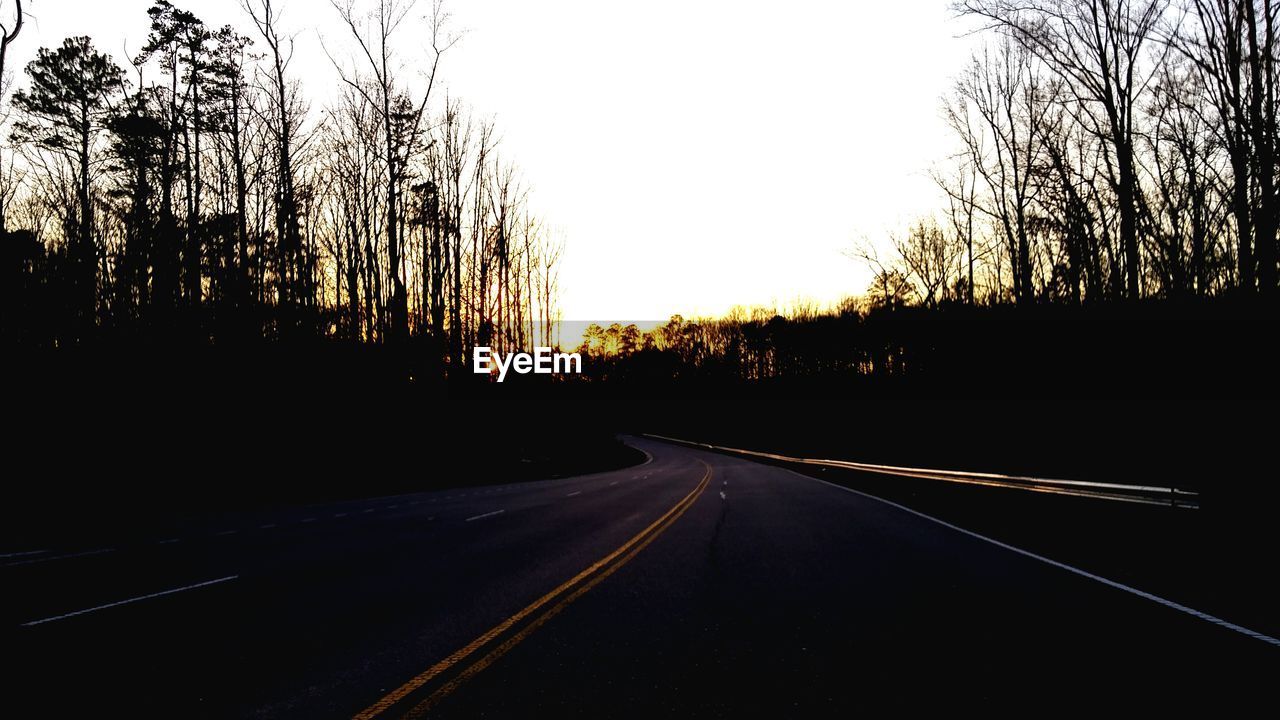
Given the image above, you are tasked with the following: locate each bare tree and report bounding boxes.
[845,238,917,310]
[1165,0,1279,292]
[0,0,21,100]
[935,159,980,303]
[328,0,454,344]
[960,0,1169,299]
[243,0,310,334]
[893,219,967,307]
[0,0,24,234]
[945,40,1051,303]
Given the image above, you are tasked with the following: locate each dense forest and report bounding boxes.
[4,1,1279,362]
[0,0,562,369]
[0,0,1275,523]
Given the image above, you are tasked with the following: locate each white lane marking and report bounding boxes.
[300,518,317,523]
[786,467,1280,648]
[464,509,505,523]
[333,513,349,518]
[4,547,116,567]
[610,481,619,486]
[566,491,582,498]
[362,508,375,514]
[158,538,181,545]
[633,446,655,466]
[21,575,240,627]
[0,549,47,559]
[259,523,277,529]
[215,530,238,536]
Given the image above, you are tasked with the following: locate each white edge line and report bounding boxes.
[784,466,1280,648]
[21,575,240,627]
[464,509,505,522]
[635,445,655,466]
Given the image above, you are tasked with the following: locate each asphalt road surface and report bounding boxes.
[4,436,1276,717]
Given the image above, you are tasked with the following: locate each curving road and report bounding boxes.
[3,436,1276,717]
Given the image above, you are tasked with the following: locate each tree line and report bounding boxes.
[859,0,1280,306]
[0,0,563,369]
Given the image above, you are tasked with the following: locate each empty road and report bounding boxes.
[4,436,1276,717]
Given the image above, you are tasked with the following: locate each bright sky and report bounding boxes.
[7,0,977,321]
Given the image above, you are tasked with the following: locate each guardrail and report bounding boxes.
[643,434,1200,509]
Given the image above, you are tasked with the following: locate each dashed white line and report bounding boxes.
[21,575,240,627]
[566,491,582,498]
[362,508,375,514]
[158,538,181,545]
[215,530,238,536]
[464,509,505,522]
[4,547,116,567]
[259,523,277,529]
[609,481,619,486]
[333,513,349,518]
[0,549,47,559]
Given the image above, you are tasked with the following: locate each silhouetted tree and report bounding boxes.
[329,0,453,345]
[244,0,309,336]
[0,0,22,102]
[960,0,1167,299]
[13,36,124,338]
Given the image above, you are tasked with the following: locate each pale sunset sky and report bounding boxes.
[5,0,977,321]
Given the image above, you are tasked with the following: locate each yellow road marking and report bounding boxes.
[353,461,712,720]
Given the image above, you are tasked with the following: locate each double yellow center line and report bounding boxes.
[353,460,713,719]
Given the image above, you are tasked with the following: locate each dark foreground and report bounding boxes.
[4,436,1276,717]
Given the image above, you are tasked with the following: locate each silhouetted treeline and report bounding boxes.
[0,0,562,370]
[575,298,1276,511]
[861,1,1280,305]
[576,296,1273,383]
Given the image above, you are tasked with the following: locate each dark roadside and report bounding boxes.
[3,348,645,553]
